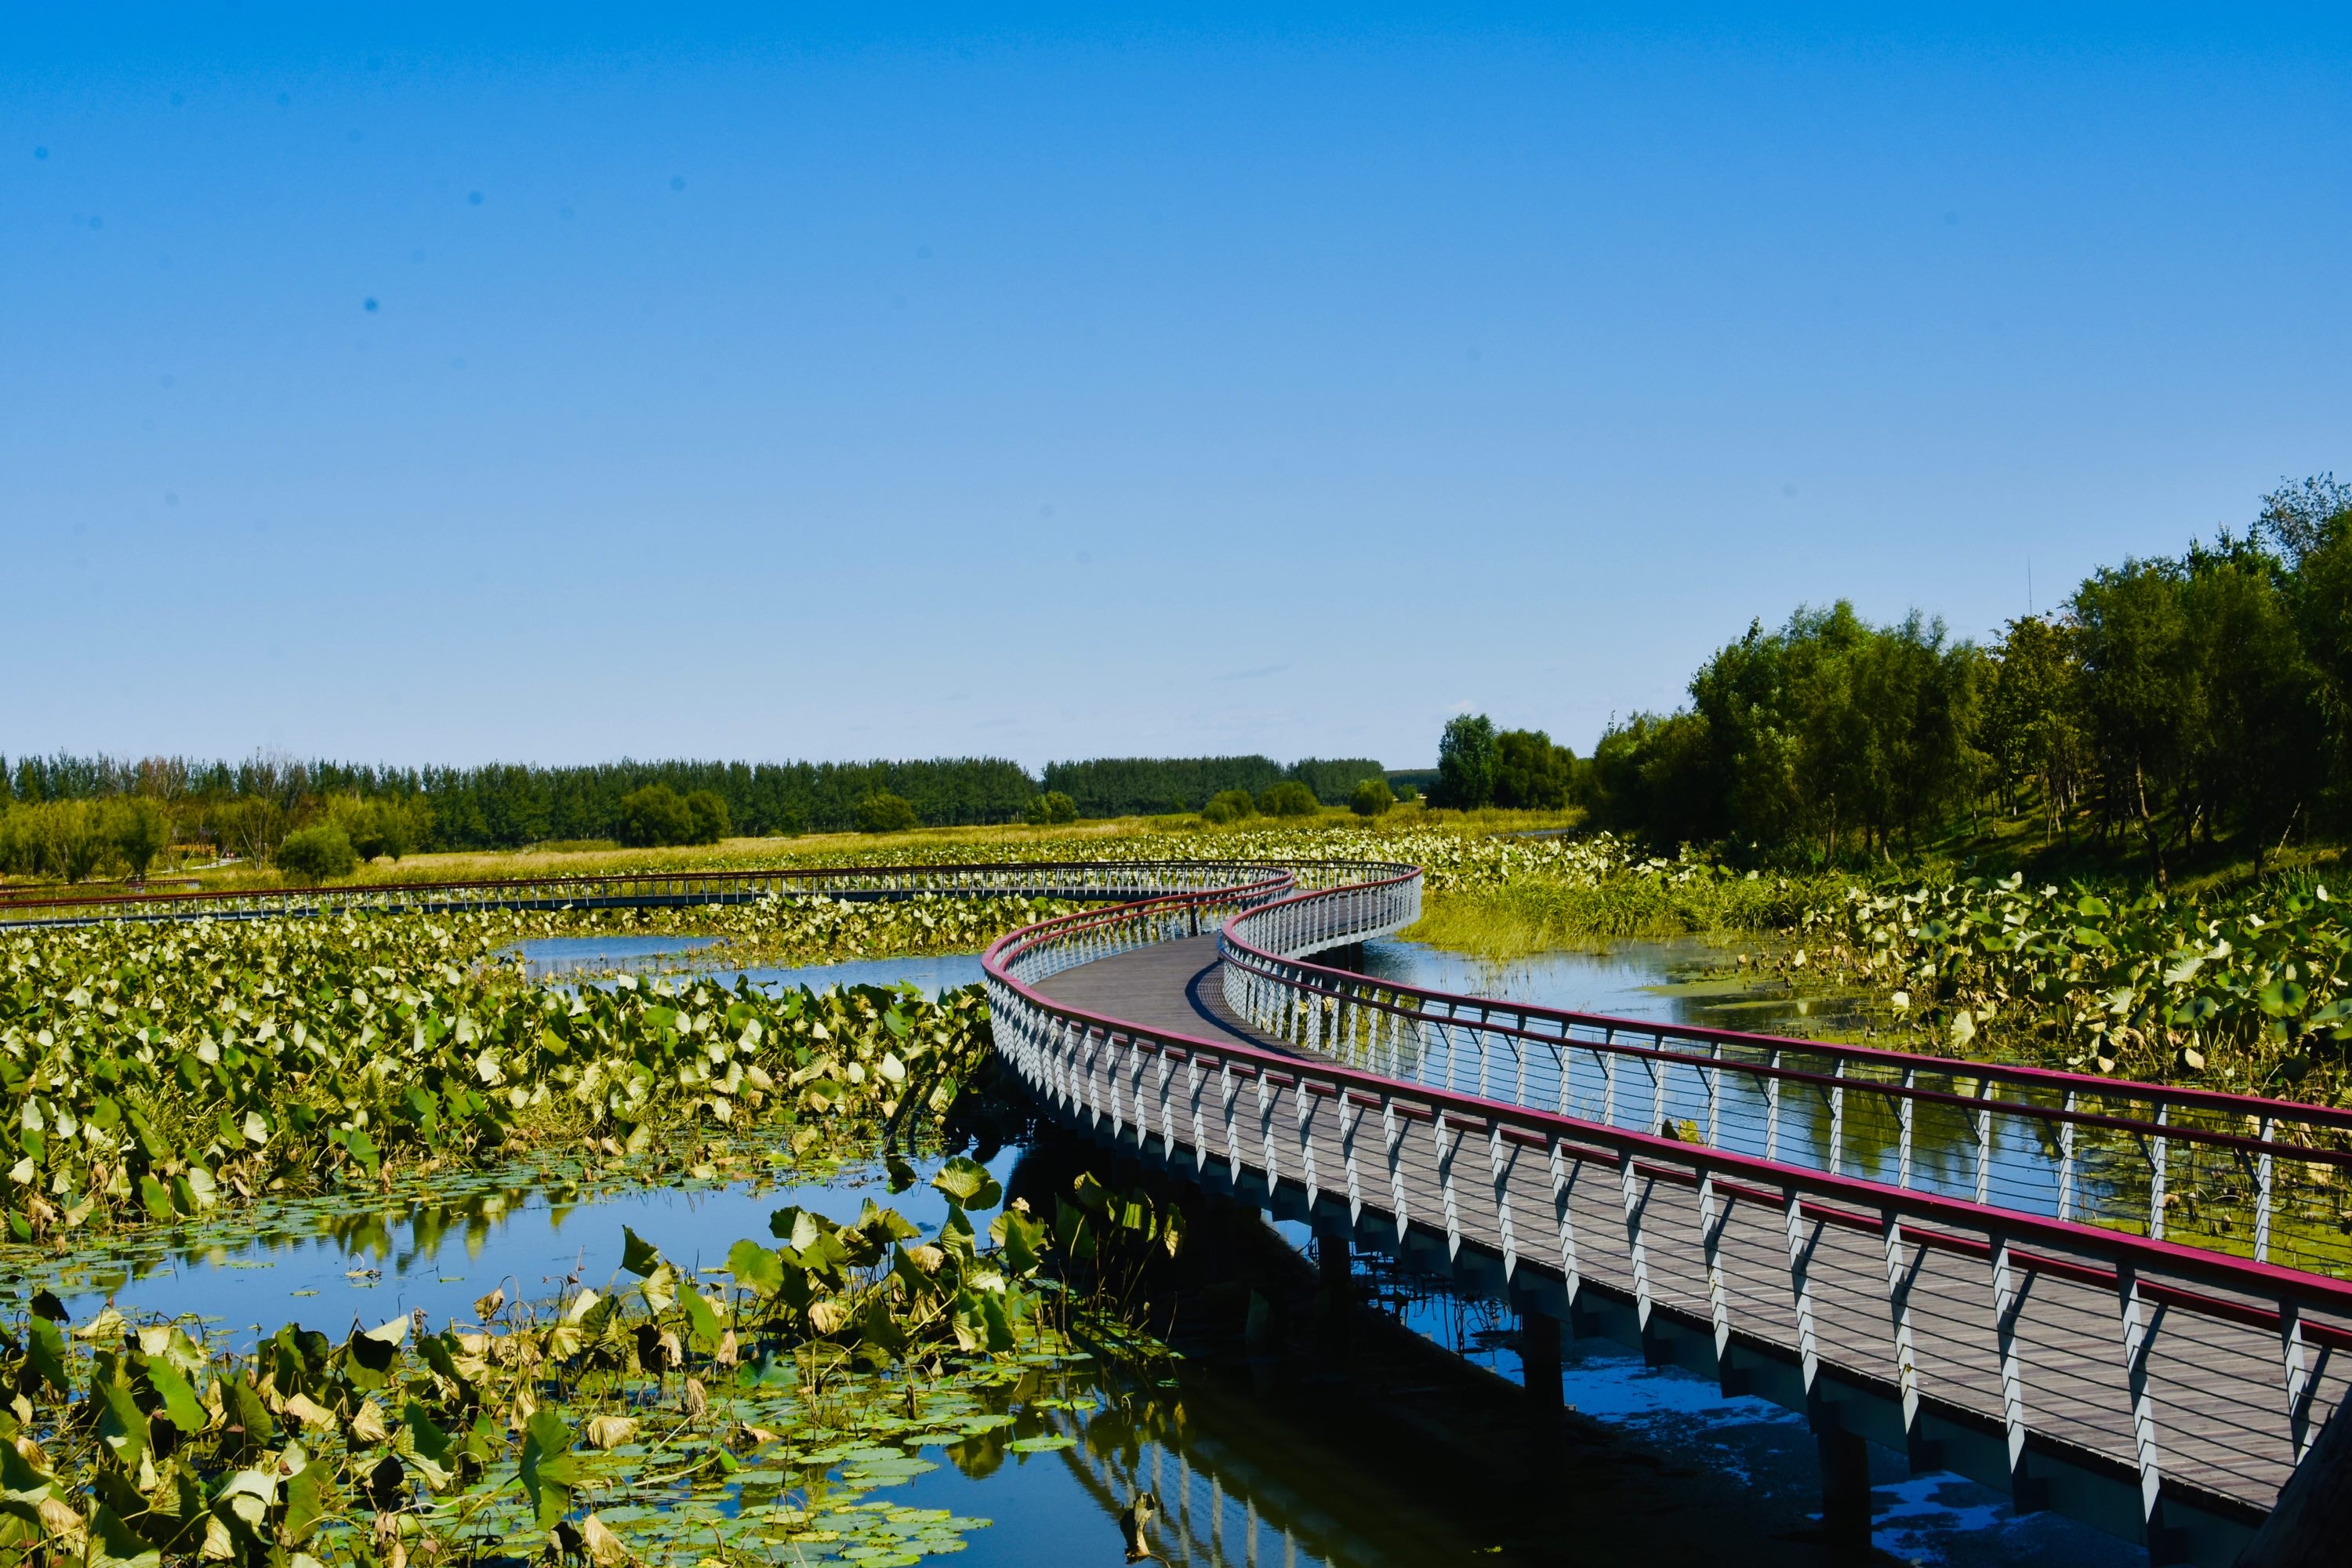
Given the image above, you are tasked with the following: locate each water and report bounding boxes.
[1353,935,1877,1036]
[17,1144,1715,1568]
[1345,1242,2138,1568]
[37,1150,1020,1335]
[1344,938,2100,1225]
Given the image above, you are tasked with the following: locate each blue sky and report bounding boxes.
[9,6,2349,771]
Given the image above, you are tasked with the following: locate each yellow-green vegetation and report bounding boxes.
[0,906,998,1241]
[0,1164,1180,1568]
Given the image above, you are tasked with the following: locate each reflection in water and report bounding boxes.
[1353,935,1882,1038]
[1344,1237,2138,1568]
[34,1152,1016,1334]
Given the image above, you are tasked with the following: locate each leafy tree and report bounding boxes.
[1255,781,1320,818]
[2073,561,2197,886]
[1984,616,2088,837]
[103,796,172,880]
[0,800,114,882]
[276,825,358,884]
[616,785,697,848]
[1433,714,1498,808]
[1588,710,1718,844]
[1348,777,1395,818]
[1491,730,1577,810]
[684,789,731,845]
[1025,791,1079,825]
[853,792,919,833]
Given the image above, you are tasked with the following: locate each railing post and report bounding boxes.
[2281,1302,2314,1465]
[1621,1155,1653,1334]
[1973,1078,1993,1207]
[2116,1262,2168,1531]
[2057,1091,2077,1225]
[1881,1210,1925,1463]
[2149,1103,2169,1241]
[1988,1234,2040,1510]
[1897,1069,1915,1189]
[2256,1114,2275,1265]
[1699,1168,1733,1376]
[1780,1187,1819,1394]
[1828,1059,1846,1177]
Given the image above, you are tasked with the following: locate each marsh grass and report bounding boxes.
[1403,869,1827,959]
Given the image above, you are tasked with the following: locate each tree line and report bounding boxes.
[0,750,1386,877]
[1570,474,2352,881]
[1036,755,1386,818]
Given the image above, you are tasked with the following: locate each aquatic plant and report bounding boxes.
[1792,872,2352,1098]
[0,911,994,1239]
[0,1174,1065,1567]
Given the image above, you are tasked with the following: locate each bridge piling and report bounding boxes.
[1811,1418,1875,1565]
[1515,1298,1564,1414]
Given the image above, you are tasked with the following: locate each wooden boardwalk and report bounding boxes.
[1011,932,2352,1568]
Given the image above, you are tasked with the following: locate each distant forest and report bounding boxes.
[0,751,1386,857]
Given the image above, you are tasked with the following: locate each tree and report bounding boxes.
[853,792,919,833]
[1025,791,1079,825]
[2073,561,2196,887]
[103,797,173,880]
[1984,616,2087,836]
[1433,715,1498,809]
[1348,777,1395,818]
[0,801,113,882]
[277,824,358,884]
[1491,730,1577,810]
[684,789,731,845]
[1255,781,1320,818]
[616,785,697,848]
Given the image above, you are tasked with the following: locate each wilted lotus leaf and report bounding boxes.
[582,1415,637,1450]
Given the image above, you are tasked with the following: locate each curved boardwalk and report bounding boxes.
[984,861,2352,1568]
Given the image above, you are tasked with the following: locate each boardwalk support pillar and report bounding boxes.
[2236,1402,2352,1568]
[1314,1229,1353,1350]
[1812,1415,1874,1563]
[1517,1299,1563,1414]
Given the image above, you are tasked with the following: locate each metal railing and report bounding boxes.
[983,862,2352,1560]
[1220,880,2352,1280]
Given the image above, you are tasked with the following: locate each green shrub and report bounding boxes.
[1348,777,1396,818]
[616,785,697,848]
[1256,781,1321,818]
[327,793,431,862]
[276,824,358,884]
[854,791,920,833]
[1204,789,1256,822]
[684,789,731,844]
[1025,791,1080,825]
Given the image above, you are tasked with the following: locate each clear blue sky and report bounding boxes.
[9,6,2348,772]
